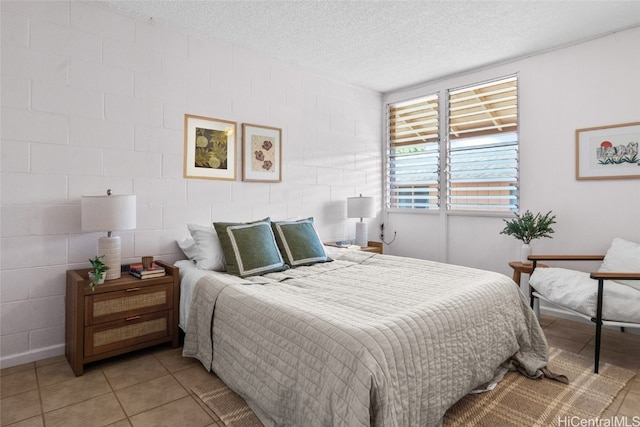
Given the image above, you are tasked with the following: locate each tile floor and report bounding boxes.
[1,315,639,426]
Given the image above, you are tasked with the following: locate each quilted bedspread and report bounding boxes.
[183,250,548,427]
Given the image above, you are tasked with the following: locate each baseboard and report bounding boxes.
[0,344,65,369]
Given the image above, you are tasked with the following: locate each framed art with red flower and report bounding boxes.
[576,122,640,180]
[184,114,237,180]
[242,123,282,182]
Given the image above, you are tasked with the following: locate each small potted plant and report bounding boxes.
[88,255,109,291]
[500,210,556,264]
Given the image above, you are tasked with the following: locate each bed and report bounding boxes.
[176,221,549,427]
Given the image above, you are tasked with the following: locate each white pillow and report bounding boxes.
[598,237,640,291]
[187,223,226,271]
[176,236,199,262]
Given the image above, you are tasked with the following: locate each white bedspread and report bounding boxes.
[182,251,548,427]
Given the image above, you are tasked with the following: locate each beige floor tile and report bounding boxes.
[1,415,44,427]
[543,322,594,343]
[538,315,555,328]
[599,331,640,351]
[551,317,595,333]
[0,389,41,426]
[43,393,126,427]
[0,369,37,399]
[0,363,34,378]
[129,396,213,427]
[618,391,640,417]
[544,334,588,354]
[39,368,111,413]
[106,419,132,427]
[115,374,188,416]
[173,364,217,392]
[601,325,640,339]
[36,360,75,388]
[153,347,199,373]
[101,354,169,390]
[580,344,640,372]
[626,375,640,393]
[34,355,66,368]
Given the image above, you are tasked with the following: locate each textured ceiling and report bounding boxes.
[102,1,640,93]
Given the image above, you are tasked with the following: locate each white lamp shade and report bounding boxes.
[347,196,375,219]
[81,194,136,232]
[81,193,136,281]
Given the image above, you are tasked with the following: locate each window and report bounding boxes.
[386,94,440,209]
[386,76,518,212]
[447,77,519,211]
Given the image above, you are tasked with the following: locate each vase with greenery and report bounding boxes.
[88,255,109,291]
[500,210,556,263]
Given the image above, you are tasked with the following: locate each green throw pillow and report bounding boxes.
[214,218,287,277]
[271,218,331,267]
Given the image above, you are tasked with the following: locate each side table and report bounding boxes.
[508,261,546,287]
[65,261,179,376]
[325,241,383,254]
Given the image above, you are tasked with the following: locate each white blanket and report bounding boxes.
[183,251,548,427]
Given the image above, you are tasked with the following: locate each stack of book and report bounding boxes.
[129,263,166,279]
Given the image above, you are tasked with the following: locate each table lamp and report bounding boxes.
[81,189,136,280]
[347,194,375,247]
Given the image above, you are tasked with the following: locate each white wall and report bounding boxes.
[0,1,382,367]
[383,27,640,277]
[2,2,638,369]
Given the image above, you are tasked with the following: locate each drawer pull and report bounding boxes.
[126,287,141,292]
[125,316,141,321]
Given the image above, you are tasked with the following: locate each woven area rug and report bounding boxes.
[193,347,635,427]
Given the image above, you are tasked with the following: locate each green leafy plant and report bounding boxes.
[88,255,109,291]
[500,210,557,244]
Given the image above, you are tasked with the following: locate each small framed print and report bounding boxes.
[576,122,640,180]
[184,114,237,181]
[242,123,282,182]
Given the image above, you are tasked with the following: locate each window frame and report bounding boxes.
[385,74,519,215]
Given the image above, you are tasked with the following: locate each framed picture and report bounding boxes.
[242,123,282,182]
[184,114,237,180]
[576,122,640,180]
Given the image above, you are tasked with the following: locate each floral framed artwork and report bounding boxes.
[183,114,237,180]
[576,122,640,180]
[242,123,282,182]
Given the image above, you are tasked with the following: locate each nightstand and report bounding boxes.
[360,241,383,254]
[508,261,547,287]
[325,241,383,254]
[65,261,179,376]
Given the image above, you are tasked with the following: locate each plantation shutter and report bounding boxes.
[386,94,440,209]
[447,76,519,212]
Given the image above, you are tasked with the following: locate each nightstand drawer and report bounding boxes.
[85,283,173,325]
[84,310,172,357]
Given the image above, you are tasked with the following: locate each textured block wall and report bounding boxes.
[0,1,382,366]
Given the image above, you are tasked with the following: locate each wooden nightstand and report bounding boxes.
[508,261,547,287]
[65,261,179,376]
[325,241,383,254]
[360,241,383,254]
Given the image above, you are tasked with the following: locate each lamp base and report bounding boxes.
[98,236,121,280]
[355,222,368,247]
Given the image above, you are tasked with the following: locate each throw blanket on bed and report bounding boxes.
[183,251,548,427]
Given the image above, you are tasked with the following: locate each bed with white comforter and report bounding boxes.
[179,248,548,427]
